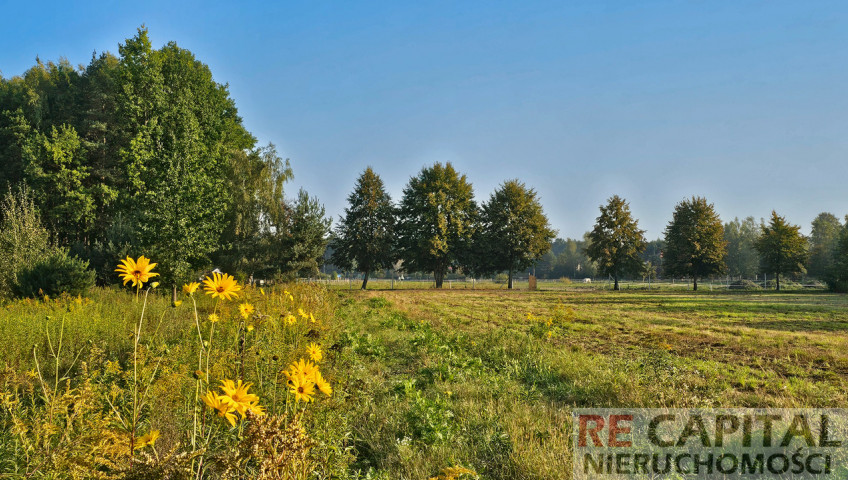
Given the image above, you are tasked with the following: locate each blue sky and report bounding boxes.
[2,1,847,238]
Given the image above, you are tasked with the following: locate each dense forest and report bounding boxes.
[0,28,330,292]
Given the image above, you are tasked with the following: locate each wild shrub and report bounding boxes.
[0,187,50,297]
[12,248,96,298]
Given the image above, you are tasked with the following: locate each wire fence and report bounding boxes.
[297,276,828,291]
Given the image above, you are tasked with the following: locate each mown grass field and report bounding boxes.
[1,286,845,479]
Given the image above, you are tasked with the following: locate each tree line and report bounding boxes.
[563,196,847,291]
[3,28,846,296]
[330,165,556,289]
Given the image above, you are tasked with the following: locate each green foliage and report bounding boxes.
[755,211,807,291]
[276,189,332,279]
[477,180,556,288]
[724,216,760,278]
[585,195,646,290]
[663,196,726,290]
[397,163,477,288]
[0,187,51,297]
[331,167,396,289]
[12,248,96,298]
[807,212,842,280]
[827,218,848,292]
[0,28,333,286]
[216,144,293,277]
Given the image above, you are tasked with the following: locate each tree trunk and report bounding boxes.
[434,270,444,288]
[613,274,619,291]
[693,277,698,291]
[361,271,369,290]
[776,273,781,291]
[508,267,514,289]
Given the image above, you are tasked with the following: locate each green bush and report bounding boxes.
[0,187,50,297]
[12,249,96,298]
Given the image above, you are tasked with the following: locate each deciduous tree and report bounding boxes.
[755,211,807,291]
[585,195,646,291]
[397,163,476,288]
[331,167,396,289]
[663,196,726,290]
[478,180,556,289]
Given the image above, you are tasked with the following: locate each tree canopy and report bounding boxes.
[396,163,476,288]
[755,211,807,291]
[0,27,328,288]
[331,167,396,289]
[477,180,556,288]
[585,195,646,291]
[663,196,726,290]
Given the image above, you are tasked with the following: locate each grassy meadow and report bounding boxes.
[1,283,846,479]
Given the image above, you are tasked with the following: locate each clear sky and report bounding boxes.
[2,1,847,239]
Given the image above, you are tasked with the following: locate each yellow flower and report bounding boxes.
[219,379,259,416]
[115,256,159,287]
[298,308,308,319]
[545,330,553,339]
[309,313,316,323]
[202,391,237,426]
[151,282,159,289]
[260,288,265,296]
[306,342,323,362]
[172,300,183,308]
[313,369,332,397]
[246,401,266,416]
[238,303,255,319]
[246,323,255,332]
[285,358,317,382]
[182,282,200,295]
[202,272,241,301]
[289,373,315,402]
[134,430,160,449]
[283,314,297,326]
[208,313,220,323]
[284,290,294,302]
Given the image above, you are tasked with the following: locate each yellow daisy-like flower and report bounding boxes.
[314,370,332,397]
[238,303,255,319]
[284,290,294,302]
[260,288,265,296]
[208,313,220,323]
[115,256,159,287]
[285,358,317,382]
[202,391,237,427]
[306,343,323,362]
[289,373,315,403]
[183,282,200,295]
[172,300,183,308]
[309,313,316,323]
[202,272,241,301]
[246,401,266,416]
[298,308,308,319]
[283,314,297,326]
[134,430,160,450]
[219,379,259,416]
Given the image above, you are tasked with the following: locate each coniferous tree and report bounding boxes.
[755,211,807,291]
[478,180,556,289]
[397,163,476,288]
[663,196,726,290]
[331,167,396,289]
[585,195,646,291]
